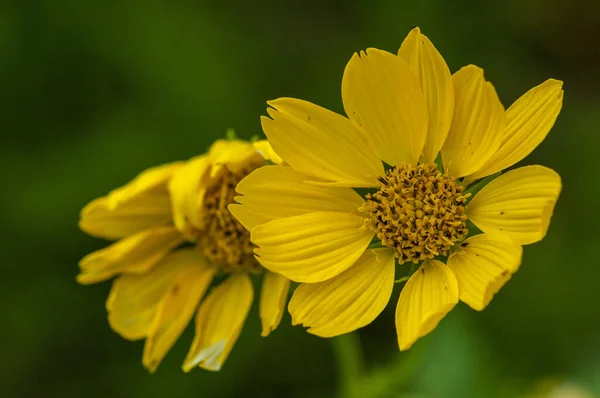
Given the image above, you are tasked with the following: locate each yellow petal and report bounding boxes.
[259,271,290,337]
[168,155,211,234]
[79,162,182,239]
[395,260,458,351]
[253,140,284,165]
[108,276,174,342]
[229,165,364,231]
[289,248,395,337]
[342,48,428,166]
[467,165,562,245]
[142,262,216,373]
[398,27,454,163]
[77,226,185,284]
[79,197,173,240]
[262,98,383,187]
[441,65,505,178]
[183,272,253,372]
[107,162,183,207]
[252,212,374,283]
[467,79,564,181]
[107,248,210,341]
[447,233,522,311]
[208,139,263,177]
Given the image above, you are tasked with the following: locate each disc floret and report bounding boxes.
[361,163,469,264]
[197,162,263,273]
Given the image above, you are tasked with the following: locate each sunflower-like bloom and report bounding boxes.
[78,139,289,372]
[230,28,563,350]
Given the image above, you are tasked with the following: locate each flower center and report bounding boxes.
[197,161,263,273]
[361,163,469,264]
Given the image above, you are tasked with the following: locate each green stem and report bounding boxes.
[331,332,365,398]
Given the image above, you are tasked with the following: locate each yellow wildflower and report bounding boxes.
[230,27,563,350]
[78,139,290,372]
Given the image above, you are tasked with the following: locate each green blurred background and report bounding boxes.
[2,1,599,397]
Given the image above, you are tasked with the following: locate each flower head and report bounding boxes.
[230,27,563,350]
[78,138,290,372]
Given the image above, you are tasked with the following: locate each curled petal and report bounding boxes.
[77,226,184,284]
[183,273,253,372]
[79,162,181,239]
[142,263,216,373]
[208,139,263,177]
[106,248,211,342]
[168,156,211,234]
[259,271,290,336]
[253,140,284,165]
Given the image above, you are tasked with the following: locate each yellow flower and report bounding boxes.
[230,27,563,351]
[78,139,290,372]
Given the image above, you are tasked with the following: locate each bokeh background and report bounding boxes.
[2,1,599,397]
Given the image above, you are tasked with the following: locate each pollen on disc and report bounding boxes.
[197,161,264,273]
[360,163,469,264]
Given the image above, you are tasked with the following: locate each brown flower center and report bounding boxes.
[197,161,263,273]
[361,163,469,264]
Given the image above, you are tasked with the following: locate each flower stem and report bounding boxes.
[331,332,365,398]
